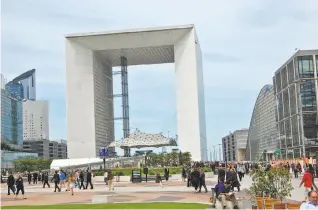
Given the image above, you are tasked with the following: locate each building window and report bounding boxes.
[297,56,314,78]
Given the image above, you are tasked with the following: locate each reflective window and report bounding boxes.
[278,93,283,121]
[289,84,297,115]
[283,90,290,118]
[303,113,318,139]
[297,55,314,78]
[285,119,292,147]
[276,72,282,93]
[300,80,316,111]
[316,55,318,77]
[291,115,299,146]
[287,60,295,84]
[281,67,288,89]
[294,148,301,158]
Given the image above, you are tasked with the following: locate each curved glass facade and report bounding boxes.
[245,85,278,162]
[6,69,36,100]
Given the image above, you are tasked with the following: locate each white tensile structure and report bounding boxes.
[65,25,207,161]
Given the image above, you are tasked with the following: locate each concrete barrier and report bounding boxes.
[91,195,113,204]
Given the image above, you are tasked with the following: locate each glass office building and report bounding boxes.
[1,150,38,168]
[1,88,23,147]
[6,69,36,100]
[273,50,318,159]
[245,85,278,162]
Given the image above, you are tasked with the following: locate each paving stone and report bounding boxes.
[145,196,184,202]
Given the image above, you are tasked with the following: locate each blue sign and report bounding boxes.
[99,147,108,157]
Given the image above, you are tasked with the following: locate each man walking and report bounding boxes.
[7,173,15,195]
[85,170,93,189]
[198,168,207,193]
[43,172,50,188]
[51,171,61,192]
[299,168,313,201]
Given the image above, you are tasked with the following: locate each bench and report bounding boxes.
[210,188,240,209]
[91,195,113,204]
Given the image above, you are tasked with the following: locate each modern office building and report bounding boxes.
[1,150,38,168]
[65,25,207,161]
[273,49,318,159]
[51,139,68,159]
[22,100,49,140]
[0,73,5,89]
[245,85,278,162]
[222,129,248,162]
[5,69,36,100]
[23,139,67,158]
[1,87,23,149]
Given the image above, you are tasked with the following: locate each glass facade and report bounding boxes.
[1,89,23,146]
[5,69,36,100]
[274,51,318,159]
[1,150,38,168]
[245,85,278,162]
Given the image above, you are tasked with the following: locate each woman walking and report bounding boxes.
[68,173,76,196]
[156,170,163,187]
[15,174,26,199]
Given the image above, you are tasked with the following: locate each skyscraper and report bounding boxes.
[1,86,23,149]
[6,69,36,100]
[22,100,49,140]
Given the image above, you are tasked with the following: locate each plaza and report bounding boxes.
[0,174,307,208]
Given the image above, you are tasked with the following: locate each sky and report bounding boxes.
[1,0,318,156]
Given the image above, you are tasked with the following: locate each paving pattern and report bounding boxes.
[1,175,311,208]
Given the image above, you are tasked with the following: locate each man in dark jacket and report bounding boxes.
[218,167,226,183]
[198,168,207,193]
[190,168,200,191]
[27,172,32,185]
[32,172,38,184]
[43,172,50,188]
[79,171,85,190]
[85,170,93,189]
[7,173,15,195]
[51,171,61,192]
[164,167,169,181]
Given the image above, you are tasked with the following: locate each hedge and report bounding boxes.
[93,166,211,176]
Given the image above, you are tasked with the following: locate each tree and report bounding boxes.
[181,152,191,167]
[247,166,293,204]
[13,157,53,172]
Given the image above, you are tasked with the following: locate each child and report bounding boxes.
[68,173,76,196]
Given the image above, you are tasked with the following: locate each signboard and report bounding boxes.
[131,169,142,183]
[99,147,108,158]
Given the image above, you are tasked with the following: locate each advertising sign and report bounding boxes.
[131,169,142,183]
[99,147,108,158]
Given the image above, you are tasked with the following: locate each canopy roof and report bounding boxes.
[108,129,177,149]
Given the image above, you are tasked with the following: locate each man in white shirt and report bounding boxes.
[300,191,318,209]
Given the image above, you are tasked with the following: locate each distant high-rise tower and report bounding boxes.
[6,69,36,100]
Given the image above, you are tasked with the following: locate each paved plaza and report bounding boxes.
[0,175,312,208]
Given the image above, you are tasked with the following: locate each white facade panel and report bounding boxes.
[174,29,206,161]
[66,25,207,161]
[66,40,96,158]
[93,52,115,155]
[23,100,49,140]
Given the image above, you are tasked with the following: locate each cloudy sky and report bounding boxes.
[2,0,318,155]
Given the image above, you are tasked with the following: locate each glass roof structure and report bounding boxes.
[108,129,177,149]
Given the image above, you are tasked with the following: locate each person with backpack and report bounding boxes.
[15,174,26,199]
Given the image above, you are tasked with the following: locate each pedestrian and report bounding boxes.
[32,172,38,184]
[108,171,114,191]
[198,168,207,193]
[51,171,61,192]
[79,171,85,190]
[43,172,50,188]
[27,172,32,185]
[164,167,169,181]
[85,170,93,189]
[299,168,313,201]
[15,174,26,199]
[7,173,16,195]
[299,190,318,209]
[59,170,66,190]
[68,173,76,196]
[156,170,163,187]
[104,170,108,185]
[181,167,186,182]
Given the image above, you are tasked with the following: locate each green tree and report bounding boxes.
[181,152,191,167]
[13,157,53,172]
